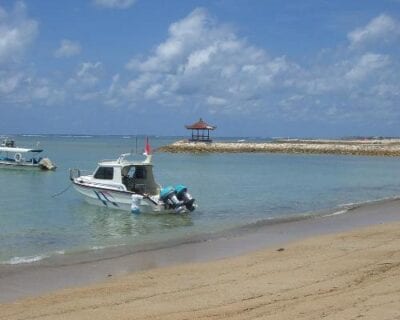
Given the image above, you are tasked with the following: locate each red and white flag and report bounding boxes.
[144,137,151,156]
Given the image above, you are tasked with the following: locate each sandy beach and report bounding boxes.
[1,200,400,319]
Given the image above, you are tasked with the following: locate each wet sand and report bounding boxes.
[1,199,400,319]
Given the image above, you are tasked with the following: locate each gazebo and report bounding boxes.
[185,118,216,142]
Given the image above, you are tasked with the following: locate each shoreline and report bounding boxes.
[1,197,400,305]
[0,196,379,266]
[157,139,400,156]
[1,207,400,319]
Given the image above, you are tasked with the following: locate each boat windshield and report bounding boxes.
[94,166,114,180]
[121,164,159,194]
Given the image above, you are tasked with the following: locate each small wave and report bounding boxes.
[21,134,46,137]
[1,250,69,265]
[4,255,48,265]
[91,245,107,250]
[91,244,125,251]
[234,213,315,231]
[340,202,359,208]
[339,195,400,211]
[59,135,93,138]
[323,209,348,217]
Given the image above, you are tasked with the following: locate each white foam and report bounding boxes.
[21,134,45,137]
[59,135,93,138]
[340,195,400,210]
[91,244,125,251]
[91,245,107,250]
[5,255,48,265]
[324,209,348,217]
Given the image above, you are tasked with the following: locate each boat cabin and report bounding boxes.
[92,158,160,195]
[0,147,44,165]
[1,138,15,148]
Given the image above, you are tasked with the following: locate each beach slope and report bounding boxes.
[1,222,400,320]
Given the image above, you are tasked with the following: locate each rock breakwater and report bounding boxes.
[157,139,400,156]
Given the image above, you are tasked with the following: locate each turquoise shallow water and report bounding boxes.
[1,135,400,264]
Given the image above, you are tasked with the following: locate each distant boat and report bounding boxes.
[70,139,196,214]
[0,138,56,170]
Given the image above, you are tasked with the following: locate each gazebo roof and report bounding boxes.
[185,118,216,130]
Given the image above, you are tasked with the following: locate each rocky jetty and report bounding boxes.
[157,139,400,156]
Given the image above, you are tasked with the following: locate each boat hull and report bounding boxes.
[0,161,41,169]
[0,159,56,170]
[72,182,178,214]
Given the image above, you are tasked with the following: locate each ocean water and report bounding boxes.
[1,135,400,264]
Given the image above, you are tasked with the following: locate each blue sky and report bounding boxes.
[0,0,399,137]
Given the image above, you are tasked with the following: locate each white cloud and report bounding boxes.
[103,73,123,107]
[186,46,217,71]
[0,3,67,108]
[207,95,227,106]
[144,84,162,99]
[0,70,65,107]
[72,61,103,86]
[32,85,50,100]
[2,7,399,130]
[93,0,136,9]
[117,8,297,113]
[54,39,81,58]
[348,14,400,48]
[0,2,38,64]
[345,53,390,82]
[0,72,22,94]
[64,61,105,102]
[125,57,141,70]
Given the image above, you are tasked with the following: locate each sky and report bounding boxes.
[0,0,400,137]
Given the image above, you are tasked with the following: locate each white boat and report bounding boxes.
[0,138,56,170]
[70,153,196,214]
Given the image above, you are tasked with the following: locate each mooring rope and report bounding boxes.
[51,183,72,198]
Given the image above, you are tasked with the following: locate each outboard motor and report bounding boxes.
[131,194,142,214]
[160,186,186,213]
[175,184,196,212]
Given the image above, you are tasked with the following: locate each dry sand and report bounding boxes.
[1,222,400,320]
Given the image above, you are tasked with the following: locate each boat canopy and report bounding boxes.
[90,155,160,195]
[0,147,43,153]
